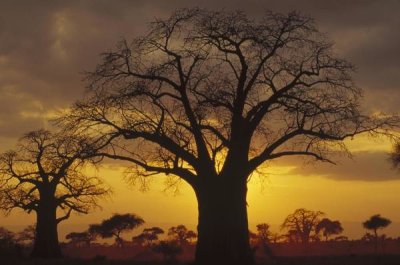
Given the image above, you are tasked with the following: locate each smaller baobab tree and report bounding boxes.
[316,218,344,241]
[281,208,324,244]
[133,227,164,246]
[0,129,110,258]
[91,213,144,247]
[363,214,391,253]
[168,225,197,245]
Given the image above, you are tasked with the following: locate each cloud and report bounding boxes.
[279,151,400,182]
[0,0,399,141]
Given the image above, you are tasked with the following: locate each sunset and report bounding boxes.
[1,1,400,265]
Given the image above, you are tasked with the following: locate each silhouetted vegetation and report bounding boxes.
[363,214,391,253]
[316,218,344,241]
[57,8,399,265]
[151,240,182,263]
[90,213,144,247]
[133,227,164,246]
[66,231,95,247]
[167,225,197,246]
[281,208,324,244]
[0,130,110,258]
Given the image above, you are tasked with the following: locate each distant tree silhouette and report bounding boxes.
[133,226,164,246]
[60,8,398,265]
[256,223,271,243]
[65,231,95,247]
[16,225,36,246]
[256,223,273,257]
[363,214,391,253]
[92,213,144,247]
[0,227,15,250]
[316,218,344,241]
[281,208,324,244]
[0,130,110,258]
[168,225,197,245]
[151,240,182,262]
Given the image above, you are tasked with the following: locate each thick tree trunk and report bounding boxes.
[31,202,62,258]
[194,179,254,265]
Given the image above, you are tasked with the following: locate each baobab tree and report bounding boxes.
[281,208,324,244]
[0,130,110,258]
[316,218,343,241]
[60,8,398,265]
[363,214,391,253]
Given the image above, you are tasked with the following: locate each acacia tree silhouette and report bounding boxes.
[168,225,197,245]
[363,214,391,253]
[65,231,96,247]
[0,130,110,258]
[316,218,343,241]
[60,8,398,265]
[133,227,164,246]
[90,213,144,247]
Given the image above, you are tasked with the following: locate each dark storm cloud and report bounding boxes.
[0,0,399,177]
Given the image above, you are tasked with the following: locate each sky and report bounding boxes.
[1,0,400,241]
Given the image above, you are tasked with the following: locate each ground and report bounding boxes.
[2,255,400,265]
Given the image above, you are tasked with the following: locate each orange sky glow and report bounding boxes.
[1,0,400,243]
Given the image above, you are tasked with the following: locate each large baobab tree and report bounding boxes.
[0,130,110,258]
[60,9,398,265]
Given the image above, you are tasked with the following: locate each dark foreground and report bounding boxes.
[2,255,400,265]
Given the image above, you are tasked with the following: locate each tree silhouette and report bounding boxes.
[0,130,110,258]
[151,240,182,262]
[0,227,15,250]
[281,208,324,244]
[316,218,344,241]
[65,231,95,247]
[60,8,398,264]
[133,226,164,246]
[16,225,36,246]
[256,223,273,257]
[363,214,391,253]
[168,225,197,245]
[92,213,144,247]
[256,223,271,244]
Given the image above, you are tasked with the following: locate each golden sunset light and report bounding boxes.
[1,1,400,265]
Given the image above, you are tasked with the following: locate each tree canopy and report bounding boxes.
[0,129,109,219]
[91,213,144,246]
[58,8,399,264]
[316,218,343,241]
[281,208,324,244]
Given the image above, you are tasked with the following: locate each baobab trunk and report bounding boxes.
[31,201,62,258]
[194,178,254,265]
